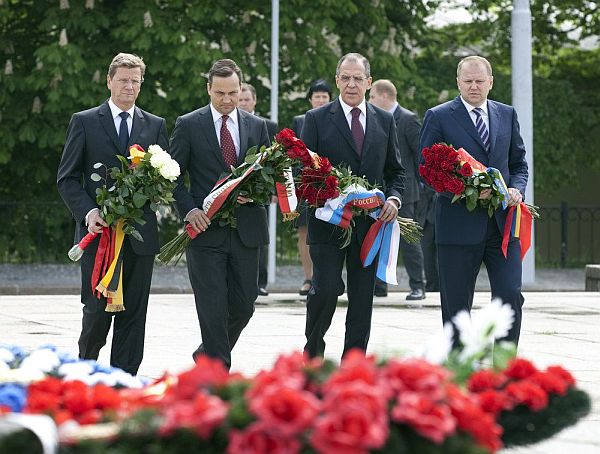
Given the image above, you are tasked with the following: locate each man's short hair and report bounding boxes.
[241,83,257,100]
[108,53,146,79]
[208,59,243,85]
[457,56,493,78]
[371,79,397,99]
[307,79,332,99]
[336,52,371,78]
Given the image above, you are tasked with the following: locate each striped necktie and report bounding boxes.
[473,107,490,152]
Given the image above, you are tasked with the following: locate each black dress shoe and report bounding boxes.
[258,287,269,296]
[374,287,388,297]
[406,289,425,300]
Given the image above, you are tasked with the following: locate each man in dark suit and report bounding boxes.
[301,52,405,358]
[238,82,276,296]
[419,55,528,344]
[291,79,332,296]
[369,79,426,300]
[170,59,270,369]
[57,53,169,375]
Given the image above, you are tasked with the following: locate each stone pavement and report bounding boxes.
[0,263,588,294]
[0,291,598,453]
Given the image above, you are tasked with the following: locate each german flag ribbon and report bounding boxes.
[502,202,533,261]
[95,218,126,312]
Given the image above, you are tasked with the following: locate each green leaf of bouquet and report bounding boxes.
[451,194,461,203]
[130,229,144,242]
[473,178,479,186]
[90,173,102,182]
[115,204,126,215]
[105,214,114,225]
[150,202,157,212]
[133,192,148,208]
[466,199,477,211]
[492,341,517,370]
[93,162,103,169]
[465,186,474,196]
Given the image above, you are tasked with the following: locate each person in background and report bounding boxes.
[369,79,426,300]
[291,79,332,295]
[239,82,277,296]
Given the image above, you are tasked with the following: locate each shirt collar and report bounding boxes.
[108,98,135,119]
[460,96,488,115]
[339,98,367,117]
[210,104,239,127]
[388,101,399,114]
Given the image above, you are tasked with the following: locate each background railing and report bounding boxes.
[1,201,598,267]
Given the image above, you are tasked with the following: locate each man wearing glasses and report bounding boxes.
[300,52,405,359]
[57,53,169,375]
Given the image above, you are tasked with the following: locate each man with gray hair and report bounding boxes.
[301,52,405,358]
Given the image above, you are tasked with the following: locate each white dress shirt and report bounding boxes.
[339,98,367,132]
[210,104,241,158]
[108,98,134,136]
[460,96,489,131]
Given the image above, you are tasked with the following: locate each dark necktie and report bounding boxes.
[220,115,237,167]
[473,107,490,152]
[351,107,364,156]
[118,111,129,153]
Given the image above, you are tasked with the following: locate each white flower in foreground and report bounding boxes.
[0,361,9,372]
[148,144,167,155]
[58,361,95,379]
[419,323,454,364]
[0,348,14,364]
[110,370,145,388]
[19,348,60,373]
[150,149,171,169]
[454,299,515,362]
[159,159,180,181]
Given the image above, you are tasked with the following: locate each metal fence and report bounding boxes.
[1,201,598,266]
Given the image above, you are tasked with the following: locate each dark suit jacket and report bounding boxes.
[256,114,278,142]
[393,105,422,204]
[419,96,528,245]
[301,99,405,245]
[57,100,169,255]
[170,105,270,248]
[291,114,305,137]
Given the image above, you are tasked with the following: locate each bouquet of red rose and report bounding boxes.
[158,129,312,265]
[420,143,539,260]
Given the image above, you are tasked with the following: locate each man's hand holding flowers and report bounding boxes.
[507,188,523,206]
[86,209,108,235]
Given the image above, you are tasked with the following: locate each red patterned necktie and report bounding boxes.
[351,107,364,156]
[220,115,237,167]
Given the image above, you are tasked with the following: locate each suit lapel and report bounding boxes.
[197,105,227,169]
[450,97,485,149]
[237,108,249,165]
[487,100,501,155]
[331,100,357,154]
[98,101,121,153]
[128,107,146,152]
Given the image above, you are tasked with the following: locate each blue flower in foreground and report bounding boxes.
[0,383,27,412]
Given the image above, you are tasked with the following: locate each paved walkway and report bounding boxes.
[0,291,598,453]
[0,263,588,294]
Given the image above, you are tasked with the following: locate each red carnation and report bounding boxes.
[505,380,548,411]
[317,157,333,173]
[275,128,300,149]
[160,392,228,439]
[228,422,301,454]
[504,358,538,380]
[322,350,378,393]
[248,384,320,437]
[530,371,569,396]
[467,370,506,393]
[171,355,230,400]
[476,389,514,416]
[546,366,576,387]
[378,358,449,401]
[391,392,456,444]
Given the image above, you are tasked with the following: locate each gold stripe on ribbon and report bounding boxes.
[96,218,126,312]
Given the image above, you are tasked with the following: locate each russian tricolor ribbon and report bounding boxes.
[502,202,533,261]
[360,216,400,285]
[315,185,400,284]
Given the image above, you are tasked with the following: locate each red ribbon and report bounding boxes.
[501,203,533,261]
[91,227,112,299]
